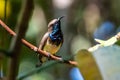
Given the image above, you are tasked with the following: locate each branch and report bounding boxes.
[0,18,77,66]
[0,19,16,36]
[22,38,77,66]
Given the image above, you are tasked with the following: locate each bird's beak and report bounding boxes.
[57,16,64,21]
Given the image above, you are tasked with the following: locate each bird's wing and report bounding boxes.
[38,32,49,50]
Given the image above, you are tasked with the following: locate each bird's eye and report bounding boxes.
[51,24,54,26]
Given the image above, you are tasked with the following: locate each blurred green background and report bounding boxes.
[0,0,120,80]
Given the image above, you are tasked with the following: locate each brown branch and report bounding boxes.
[21,39,62,60]
[0,19,16,36]
[0,17,77,66]
[22,39,78,65]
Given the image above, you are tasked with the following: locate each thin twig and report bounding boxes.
[0,17,77,66]
[0,19,16,36]
[22,39,78,65]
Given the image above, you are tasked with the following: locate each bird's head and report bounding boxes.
[48,16,64,32]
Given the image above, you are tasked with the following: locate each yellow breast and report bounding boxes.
[43,39,62,54]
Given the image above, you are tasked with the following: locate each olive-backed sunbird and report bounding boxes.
[36,16,64,67]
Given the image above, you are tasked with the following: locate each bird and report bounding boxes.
[36,16,64,67]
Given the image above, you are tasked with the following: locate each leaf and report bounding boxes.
[74,49,103,80]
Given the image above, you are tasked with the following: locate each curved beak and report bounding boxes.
[57,16,64,21]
